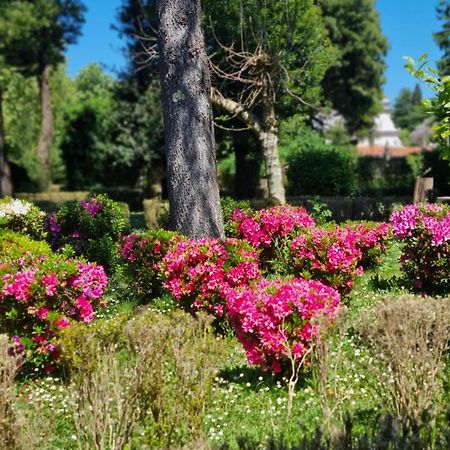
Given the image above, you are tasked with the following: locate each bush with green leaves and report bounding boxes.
[0,198,47,241]
[48,194,127,272]
[282,127,357,196]
[0,230,53,261]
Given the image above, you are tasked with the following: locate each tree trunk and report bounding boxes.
[157,0,224,238]
[211,89,286,204]
[0,89,13,197]
[36,56,53,191]
[260,96,285,204]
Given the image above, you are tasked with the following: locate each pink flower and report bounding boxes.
[55,317,70,329]
[36,307,49,320]
[42,274,58,296]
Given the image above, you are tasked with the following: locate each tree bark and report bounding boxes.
[157,0,224,238]
[260,94,285,204]
[36,56,53,191]
[211,89,286,204]
[0,89,13,197]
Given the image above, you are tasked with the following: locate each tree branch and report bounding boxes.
[211,88,263,134]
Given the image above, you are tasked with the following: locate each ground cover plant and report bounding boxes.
[0,198,449,449]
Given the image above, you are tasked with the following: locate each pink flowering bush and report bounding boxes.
[160,238,261,316]
[226,278,340,372]
[48,194,127,272]
[227,205,315,271]
[290,226,364,295]
[0,253,108,373]
[390,203,450,294]
[343,222,392,269]
[119,230,184,300]
[228,205,315,247]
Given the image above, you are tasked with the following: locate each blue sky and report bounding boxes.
[65,0,443,102]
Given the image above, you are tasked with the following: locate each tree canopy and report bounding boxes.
[319,0,388,133]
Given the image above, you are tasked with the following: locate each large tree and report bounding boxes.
[156,0,224,237]
[434,0,450,76]
[0,0,85,190]
[318,0,388,134]
[204,0,336,204]
[392,85,427,132]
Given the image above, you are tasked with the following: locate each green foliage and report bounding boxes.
[0,0,85,76]
[319,0,388,133]
[59,63,115,189]
[392,85,428,131]
[221,196,254,237]
[50,194,127,272]
[0,230,52,261]
[281,125,357,196]
[405,54,450,158]
[434,0,450,76]
[204,0,337,116]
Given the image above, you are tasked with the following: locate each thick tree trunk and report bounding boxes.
[0,90,13,197]
[36,57,53,191]
[211,89,286,204]
[157,0,224,238]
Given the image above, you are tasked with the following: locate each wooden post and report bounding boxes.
[413,177,434,203]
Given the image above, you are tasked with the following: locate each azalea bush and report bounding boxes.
[0,198,47,241]
[119,230,184,300]
[47,194,127,272]
[290,227,363,295]
[343,221,392,269]
[160,238,260,316]
[228,205,315,272]
[226,278,340,373]
[390,203,450,294]
[0,252,108,373]
[0,230,53,261]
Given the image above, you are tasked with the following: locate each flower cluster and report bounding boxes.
[228,205,315,248]
[0,197,47,240]
[0,254,108,373]
[160,238,261,316]
[342,222,392,268]
[119,230,184,300]
[290,226,363,295]
[48,194,127,272]
[390,203,450,294]
[227,278,340,372]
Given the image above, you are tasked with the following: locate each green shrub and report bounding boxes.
[282,127,357,196]
[48,194,127,272]
[221,196,254,237]
[0,230,52,261]
[0,197,47,240]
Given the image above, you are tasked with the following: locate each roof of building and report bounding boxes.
[356,145,430,157]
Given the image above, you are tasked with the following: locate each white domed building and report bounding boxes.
[358,97,403,148]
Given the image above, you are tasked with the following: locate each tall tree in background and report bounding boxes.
[0,61,12,196]
[319,0,388,133]
[204,0,336,204]
[157,0,224,237]
[435,0,450,75]
[0,0,85,190]
[392,85,427,131]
